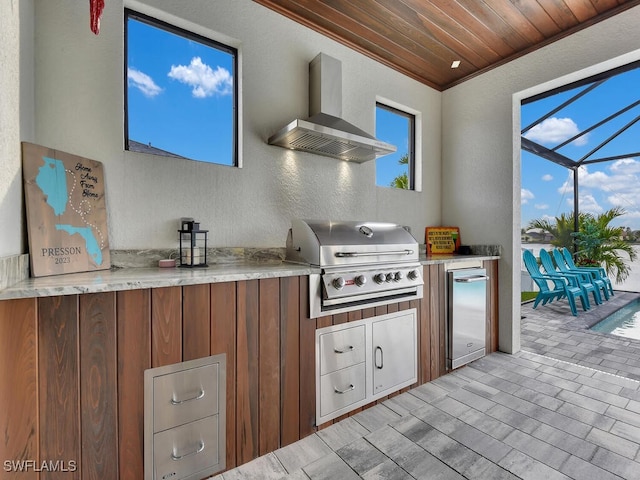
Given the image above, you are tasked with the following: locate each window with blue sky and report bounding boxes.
[125,10,237,166]
[375,103,415,190]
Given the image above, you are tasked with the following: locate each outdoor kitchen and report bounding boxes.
[2,1,640,479]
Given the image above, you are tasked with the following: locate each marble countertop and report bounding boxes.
[0,253,499,301]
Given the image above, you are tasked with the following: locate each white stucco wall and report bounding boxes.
[17,0,440,250]
[442,5,640,353]
[0,0,34,257]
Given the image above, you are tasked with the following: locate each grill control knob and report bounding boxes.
[374,273,385,284]
[355,275,367,287]
[407,270,419,281]
[332,277,346,290]
[394,271,404,282]
[385,273,394,283]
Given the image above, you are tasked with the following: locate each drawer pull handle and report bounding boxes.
[170,389,205,405]
[334,384,355,394]
[334,345,354,354]
[171,441,205,461]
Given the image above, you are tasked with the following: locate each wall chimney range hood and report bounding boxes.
[268,53,397,163]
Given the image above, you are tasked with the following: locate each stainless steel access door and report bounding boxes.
[447,268,488,369]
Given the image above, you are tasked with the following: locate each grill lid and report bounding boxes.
[286,219,419,267]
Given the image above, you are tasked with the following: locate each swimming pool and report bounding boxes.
[591,299,640,340]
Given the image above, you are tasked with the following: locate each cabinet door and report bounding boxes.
[371,311,417,396]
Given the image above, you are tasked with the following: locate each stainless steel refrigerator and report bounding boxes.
[447,268,488,369]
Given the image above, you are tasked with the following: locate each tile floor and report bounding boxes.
[210,290,640,479]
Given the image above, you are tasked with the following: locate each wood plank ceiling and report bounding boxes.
[254,0,640,91]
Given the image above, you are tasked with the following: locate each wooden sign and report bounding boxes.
[425,227,460,255]
[22,142,110,277]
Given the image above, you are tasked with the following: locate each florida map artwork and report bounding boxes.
[22,142,110,277]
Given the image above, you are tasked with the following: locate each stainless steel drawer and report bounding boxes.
[319,363,366,418]
[319,325,366,375]
[153,363,219,432]
[153,415,219,480]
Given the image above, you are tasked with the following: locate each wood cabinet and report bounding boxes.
[0,260,499,478]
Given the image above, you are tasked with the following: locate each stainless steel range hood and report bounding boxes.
[268,53,397,163]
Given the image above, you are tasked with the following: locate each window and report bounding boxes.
[125,10,238,166]
[375,103,415,189]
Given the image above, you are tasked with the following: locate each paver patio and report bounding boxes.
[211,291,640,479]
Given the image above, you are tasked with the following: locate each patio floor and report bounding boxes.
[211,291,640,479]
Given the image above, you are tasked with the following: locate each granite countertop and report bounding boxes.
[0,262,317,300]
[0,246,500,301]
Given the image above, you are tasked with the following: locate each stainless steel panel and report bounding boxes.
[319,325,366,375]
[448,268,488,369]
[319,363,366,418]
[153,364,219,433]
[321,265,423,301]
[268,54,396,163]
[145,355,226,480]
[309,270,423,318]
[286,219,419,267]
[371,310,417,396]
[153,415,219,480]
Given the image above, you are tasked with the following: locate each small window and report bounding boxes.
[125,10,238,166]
[375,103,415,189]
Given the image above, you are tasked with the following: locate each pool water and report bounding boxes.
[591,299,640,340]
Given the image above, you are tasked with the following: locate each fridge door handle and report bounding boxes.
[454,275,489,283]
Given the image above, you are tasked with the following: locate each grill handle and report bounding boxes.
[335,249,414,258]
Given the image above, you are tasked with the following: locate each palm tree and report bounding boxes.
[390,154,409,189]
[528,207,637,283]
[527,211,589,248]
[571,207,637,283]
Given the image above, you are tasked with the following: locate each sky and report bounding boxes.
[375,106,411,188]
[521,66,640,231]
[126,16,235,165]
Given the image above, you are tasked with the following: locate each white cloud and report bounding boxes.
[610,158,640,174]
[567,193,603,214]
[128,67,162,97]
[524,117,588,146]
[608,191,640,209]
[534,204,549,210]
[521,188,534,204]
[557,162,640,226]
[541,174,553,181]
[168,57,233,98]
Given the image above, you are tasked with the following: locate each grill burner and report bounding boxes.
[286,219,424,317]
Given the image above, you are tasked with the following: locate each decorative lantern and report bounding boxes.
[178,220,208,267]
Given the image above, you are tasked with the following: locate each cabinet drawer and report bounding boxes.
[153,415,220,480]
[319,363,366,418]
[153,363,219,432]
[319,325,366,375]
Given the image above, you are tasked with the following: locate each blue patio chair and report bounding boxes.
[522,250,588,316]
[539,249,600,308]
[561,247,614,297]
[552,248,610,302]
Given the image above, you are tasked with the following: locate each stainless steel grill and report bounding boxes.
[285,219,424,317]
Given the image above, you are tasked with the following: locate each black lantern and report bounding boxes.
[178,220,208,267]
